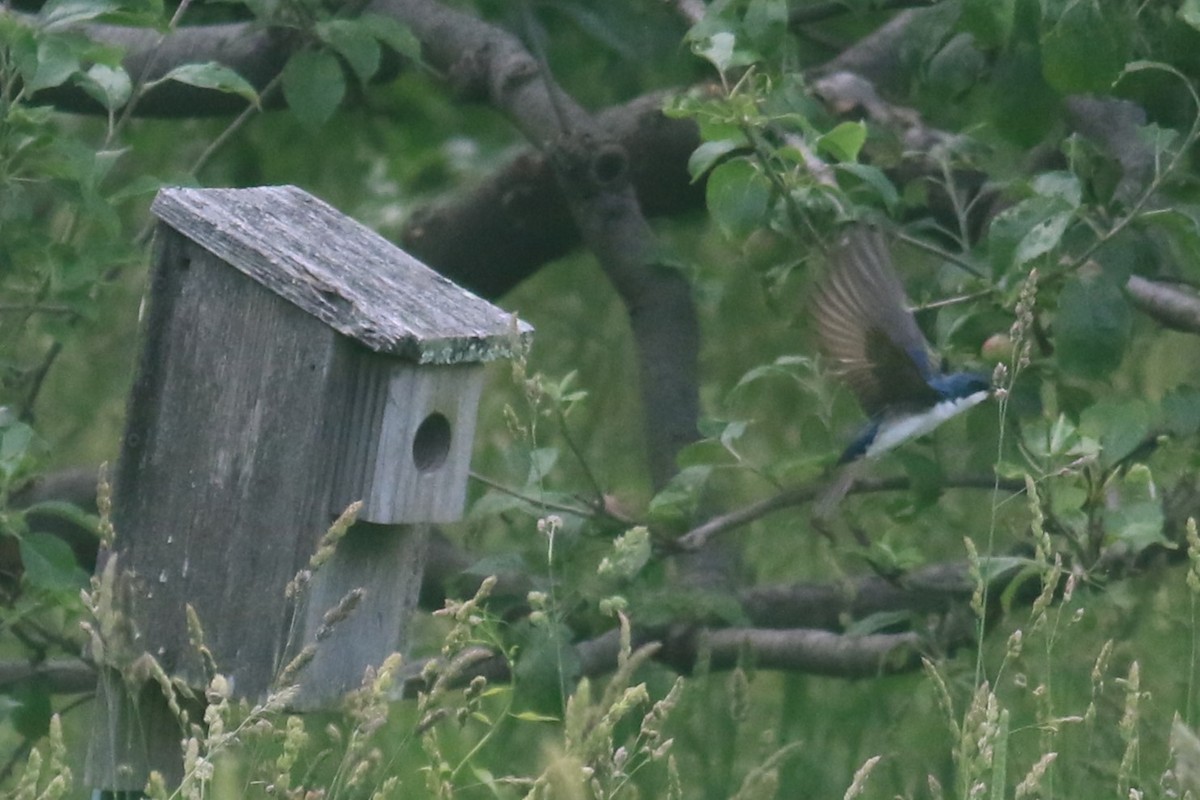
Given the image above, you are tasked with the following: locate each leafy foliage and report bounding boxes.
[5,0,1200,798]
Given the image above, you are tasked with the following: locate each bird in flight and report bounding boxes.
[814,227,991,474]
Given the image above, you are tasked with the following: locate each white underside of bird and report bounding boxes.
[863,389,991,460]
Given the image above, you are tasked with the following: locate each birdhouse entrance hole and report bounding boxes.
[413,412,452,471]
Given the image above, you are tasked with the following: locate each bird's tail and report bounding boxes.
[813,459,867,522]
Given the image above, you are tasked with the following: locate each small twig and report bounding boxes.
[107,0,197,146]
[893,229,985,278]
[190,73,283,176]
[136,73,284,246]
[675,474,1021,552]
[18,340,62,422]
[910,287,995,312]
[1069,64,1200,270]
[468,470,596,519]
[556,408,606,509]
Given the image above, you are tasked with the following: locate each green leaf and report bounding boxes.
[1055,268,1131,378]
[19,532,88,591]
[598,526,651,581]
[316,19,382,84]
[527,447,559,484]
[1105,497,1168,552]
[1020,415,1099,462]
[511,710,559,722]
[1031,171,1082,207]
[1163,386,1200,436]
[25,36,81,92]
[694,30,736,74]
[733,354,816,391]
[961,0,1014,47]
[1080,399,1152,469]
[158,62,259,107]
[108,173,170,202]
[80,63,131,110]
[282,49,346,129]
[21,500,101,537]
[514,623,580,713]
[0,421,37,480]
[1102,465,1170,552]
[648,465,712,528]
[39,0,120,30]
[987,194,1073,274]
[976,556,1032,583]
[988,42,1059,147]
[896,451,943,509]
[360,13,423,62]
[1015,212,1072,266]
[706,158,771,240]
[765,452,826,484]
[1182,0,1200,32]
[815,121,866,163]
[744,0,788,50]
[925,33,986,98]
[1042,0,1131,94]
[676,438,738,468]
[687,139,741,181]
[835,163,899,211]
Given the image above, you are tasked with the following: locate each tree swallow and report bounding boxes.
[814,227,992,466]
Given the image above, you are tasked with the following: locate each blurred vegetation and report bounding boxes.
[6,0,1200,798]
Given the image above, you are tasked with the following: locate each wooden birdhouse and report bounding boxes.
[87,185,531,790]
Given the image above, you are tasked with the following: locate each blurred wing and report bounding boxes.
[814,227,940,416]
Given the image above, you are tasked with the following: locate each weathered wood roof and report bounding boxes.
[151,185,532,365]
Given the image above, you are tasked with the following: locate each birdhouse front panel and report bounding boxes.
[331,353,485,524]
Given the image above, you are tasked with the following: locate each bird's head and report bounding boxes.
[928,370,991,401]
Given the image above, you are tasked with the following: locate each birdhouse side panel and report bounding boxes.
[111,226,348,699]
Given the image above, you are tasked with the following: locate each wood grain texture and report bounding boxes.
[95,182,526,784]
[151,185,533,364]
[331,358,484,524]
[111,228,346,699]
[85,667,191,790]
[291,522,429,710]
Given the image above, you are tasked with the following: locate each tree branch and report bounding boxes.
[0,658,96,694]
[400,90,702,298]
[1125,275,1200,334]
[675,474,1023,552]
[12,13,298,116]
[364,0,699,489]
[397,622,935,700]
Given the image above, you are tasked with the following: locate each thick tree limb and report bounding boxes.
[14,14,296,116]
[401,91,702,298]
[691,627,927,676]
[397,623,933,699]
[366,0,698,489]
[740,561,975,629]
[0,658,96,694]
[1125,275,1200,334]
[12,0,703,488]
